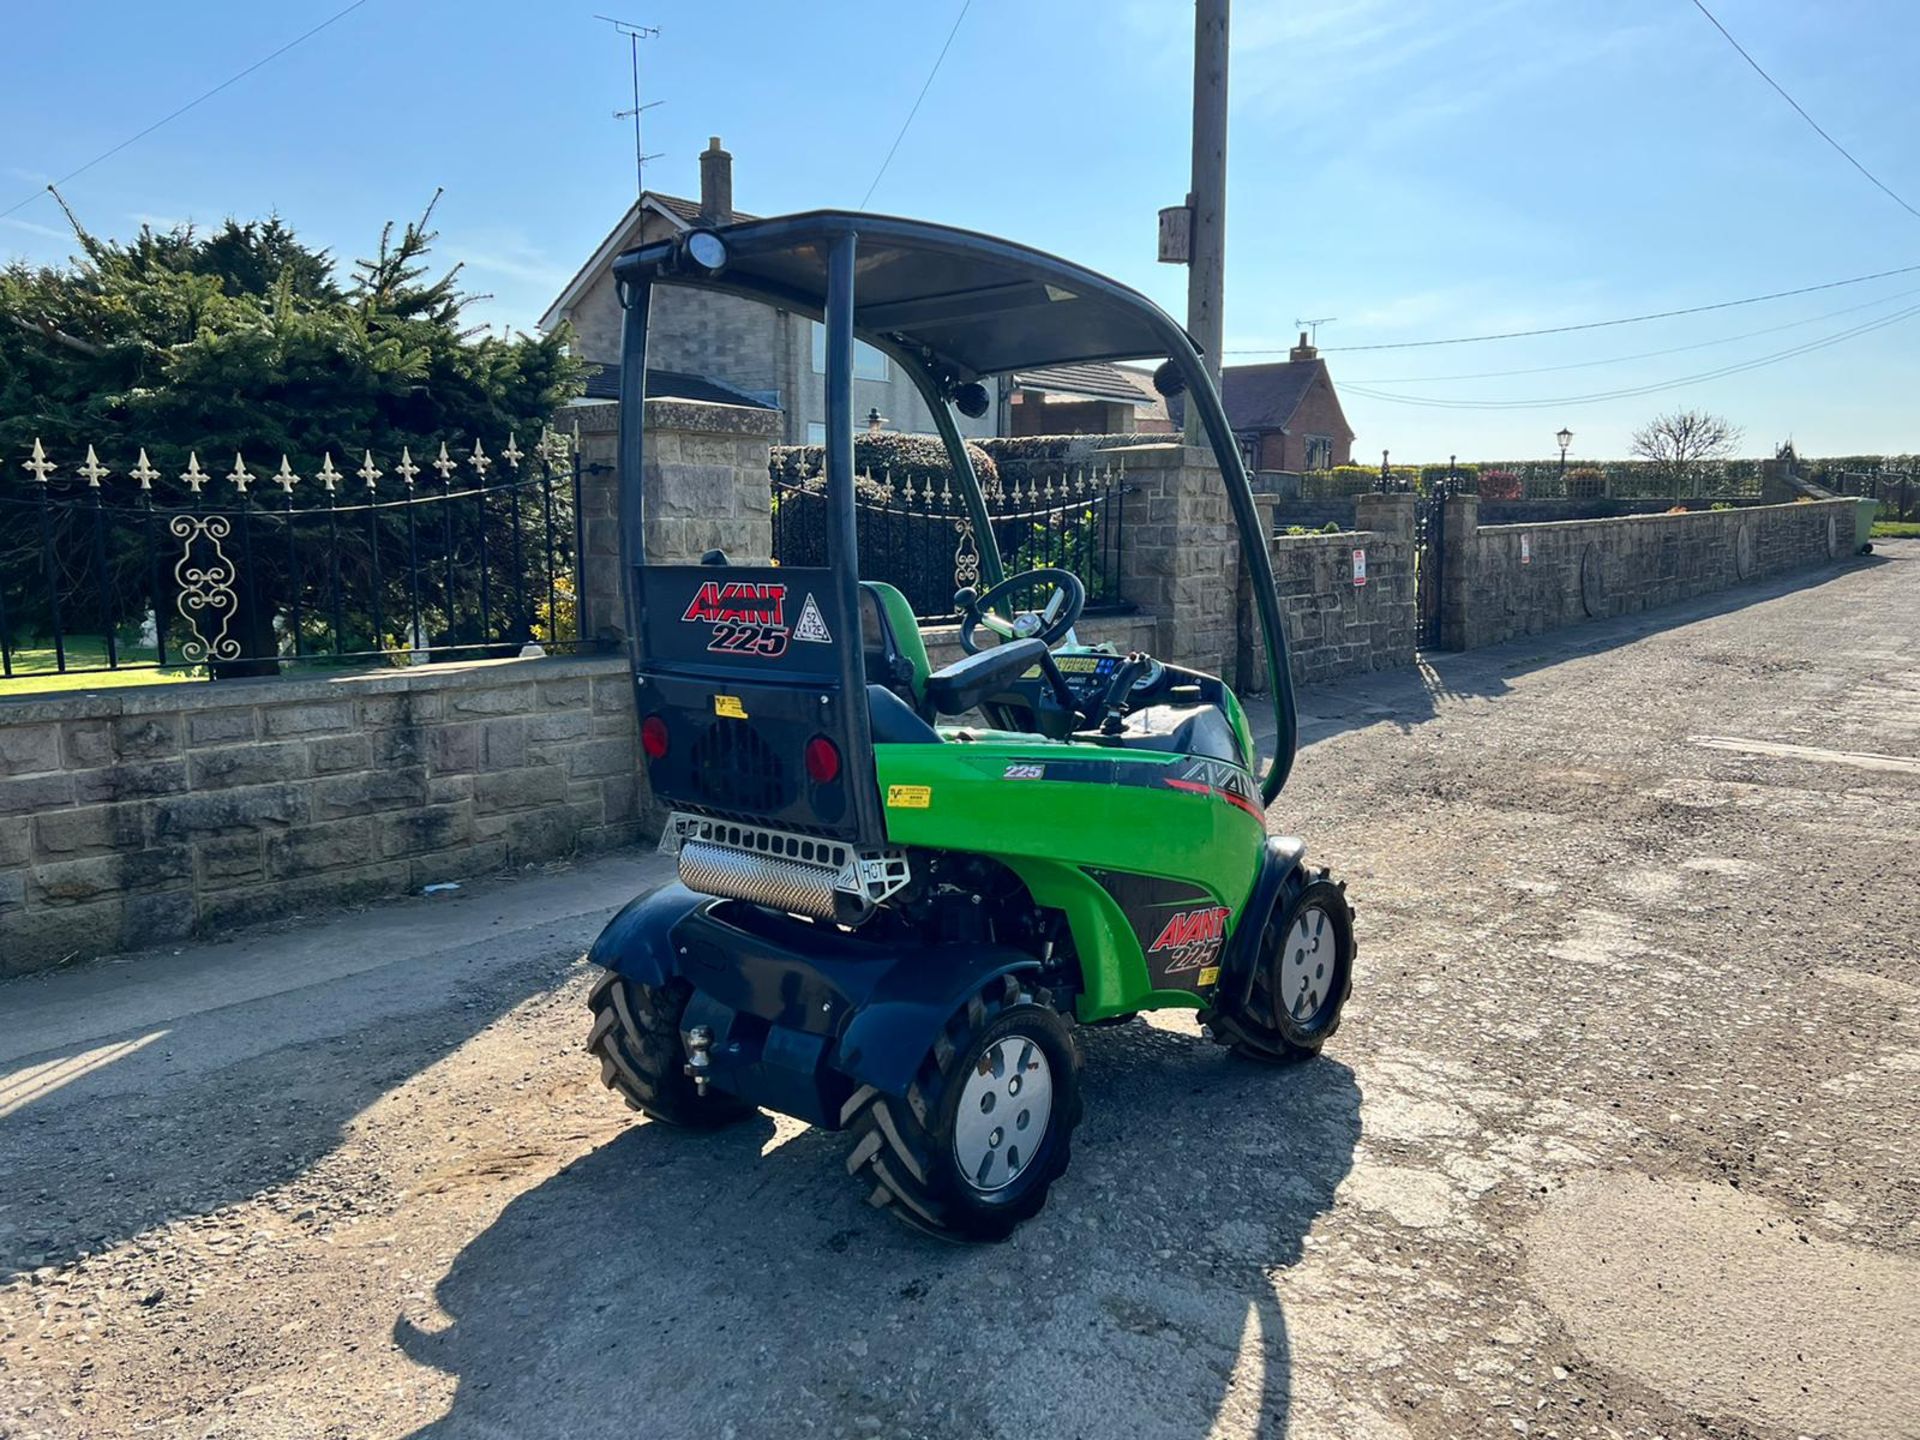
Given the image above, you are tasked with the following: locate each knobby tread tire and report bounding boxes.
[585,970,754,1129]
[841,976,1081,1242]
[1220,870,1356,1065]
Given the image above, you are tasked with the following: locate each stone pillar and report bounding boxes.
[1112,442,1240,678]
[1354,491,1415,546]
[1438,492,1479,652]
[573,398,780,642]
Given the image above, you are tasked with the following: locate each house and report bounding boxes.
[1173,333,1356,472]
[1003,362,1172,436]
[539,138,993,444]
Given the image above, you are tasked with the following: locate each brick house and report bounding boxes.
[1174,333,1355,472]
[539,138,993,445]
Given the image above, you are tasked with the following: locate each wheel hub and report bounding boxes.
[952,1038,1053,1193]
[1279,903,1336,1025]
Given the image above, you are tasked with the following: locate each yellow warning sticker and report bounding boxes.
[714,694,749,720]
[1197,965,1222,988]
[886,784,932,809]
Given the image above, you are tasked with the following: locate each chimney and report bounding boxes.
[699,136,733,224]
[1289,330,1317,362]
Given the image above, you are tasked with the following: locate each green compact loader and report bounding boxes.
[586,213,1355,1239]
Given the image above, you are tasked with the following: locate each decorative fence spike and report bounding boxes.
[396,446,420,487]
[180,452,208,494]
[502,433,523,471]
[77,445,110,488]
[469,439,492,478]
[228,452,253,494]
[432,443,455,482]
[317,453,341,492]
[359,450,382,490]
[23,438,55,484]
[129,448,159,491]
[273,456,300,494]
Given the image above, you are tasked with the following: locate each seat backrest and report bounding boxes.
[859,581,931,707]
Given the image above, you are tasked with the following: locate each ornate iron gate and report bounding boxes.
[1412,488,1447,649]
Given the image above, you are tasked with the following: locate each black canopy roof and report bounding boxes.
[611,211,1195,379]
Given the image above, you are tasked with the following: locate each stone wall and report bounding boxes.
[1110,442,1241,678]
[1240,492,1417,692]
[1442,495,1859,651]
[0,656,640,976]
[572,397,783,642]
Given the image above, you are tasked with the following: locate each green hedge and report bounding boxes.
[769,432,1001,499]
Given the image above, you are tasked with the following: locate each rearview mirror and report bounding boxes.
[1152,361,1187,398]
[951,382,991,419]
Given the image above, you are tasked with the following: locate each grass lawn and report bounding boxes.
[1871,520,1920,539]
[0,636,203,698]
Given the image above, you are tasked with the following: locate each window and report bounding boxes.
[811,321,889,380]
[1304,436,1334,472]
[806,422,827,445]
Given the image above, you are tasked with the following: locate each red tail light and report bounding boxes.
[641,714,669,760]
[804,735,841,783]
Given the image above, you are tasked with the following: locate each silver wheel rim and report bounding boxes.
[1279,904,1338,1025]
[952,1036,1054,1193]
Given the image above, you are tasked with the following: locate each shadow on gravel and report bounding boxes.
[0,954,557,1283]
[398,1022,1361,1439]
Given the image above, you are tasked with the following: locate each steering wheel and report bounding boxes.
[957,567,1086,655]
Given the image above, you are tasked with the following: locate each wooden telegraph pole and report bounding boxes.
[1184,0,1228,440]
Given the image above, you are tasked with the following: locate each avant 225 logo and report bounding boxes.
[683,581,789,657]
[1149,904,1231,974]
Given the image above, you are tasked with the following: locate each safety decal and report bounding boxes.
[713,694,749,720]
[1164,758,1264,819]
[1149,905,1232,975]
[1003,762,1046,780]
[792,593,833,644]
[683,580,789,657]
[886,784,932,809]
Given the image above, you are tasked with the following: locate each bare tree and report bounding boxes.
[1630,409,1743,494]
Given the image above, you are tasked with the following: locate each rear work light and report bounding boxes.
[804,735,841,784]
[641,714,670,760]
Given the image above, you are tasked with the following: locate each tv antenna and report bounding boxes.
[1295,316,1336,345]
[597,16,662,199]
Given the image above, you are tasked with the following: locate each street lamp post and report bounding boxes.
[1556,427,1573,478]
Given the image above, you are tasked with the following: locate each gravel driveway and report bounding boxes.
[2,542,1916,1440]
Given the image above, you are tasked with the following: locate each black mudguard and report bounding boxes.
[588,884,1039,1127]
[1212,834,1308,1013]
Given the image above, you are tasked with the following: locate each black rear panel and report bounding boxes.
[635,565,874,840]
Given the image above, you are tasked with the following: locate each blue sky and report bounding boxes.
[4,0,1915,461]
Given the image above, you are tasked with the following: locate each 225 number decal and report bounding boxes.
[707,622,790,657]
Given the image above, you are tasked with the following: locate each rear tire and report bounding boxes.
[1225,871,1355,1064]
[585,968,755,1128]
[842,975,1081,1242]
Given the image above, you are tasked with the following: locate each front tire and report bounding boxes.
[586,969,755,1128]
[842,975,1081,1242]
[1225,872,1355,1064]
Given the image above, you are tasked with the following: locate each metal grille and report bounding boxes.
[686,721,792,813]
[661,813,911,922]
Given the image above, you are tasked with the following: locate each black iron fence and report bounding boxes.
[1827,470,1916,522]
[2,433,584,684]
[770,462,1133,620]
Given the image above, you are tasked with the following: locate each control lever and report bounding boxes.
[1096,653,1151,735]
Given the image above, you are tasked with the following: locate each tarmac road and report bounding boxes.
[2,541,1916,1440]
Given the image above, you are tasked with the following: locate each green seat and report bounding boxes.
[860,581,932,711]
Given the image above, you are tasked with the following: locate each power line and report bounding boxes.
[1342,301,1920,411]
[1686,0,1920,224]
[1224,260,1920,354]
[859,0,971,211]
[1,0,377,222]
[1348,283,1920,383]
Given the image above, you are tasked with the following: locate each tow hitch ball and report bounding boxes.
[684,1024,715,1096]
